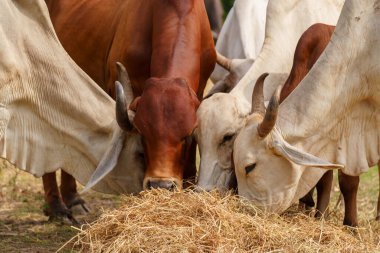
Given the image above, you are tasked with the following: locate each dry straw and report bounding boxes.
[66,189,380,253]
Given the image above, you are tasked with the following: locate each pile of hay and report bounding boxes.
[67,189,379,252]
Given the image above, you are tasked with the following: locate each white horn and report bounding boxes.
[216,52,232,71]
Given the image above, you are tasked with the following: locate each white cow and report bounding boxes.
[0,0,144,195]
[196,0,344,191]
[210,0,268,84]
[233,0,380,227]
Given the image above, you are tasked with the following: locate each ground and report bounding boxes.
[0,159,123,253]
[0,158,379,252]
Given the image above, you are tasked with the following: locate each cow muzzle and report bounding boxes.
[143,177,182,191]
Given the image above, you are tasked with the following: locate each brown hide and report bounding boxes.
[280,23,335,103]
[46,0,216,189]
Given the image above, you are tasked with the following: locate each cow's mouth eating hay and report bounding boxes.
[62,189,379,252]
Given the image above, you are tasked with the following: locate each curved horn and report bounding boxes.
[80,127,126,193]
[116,62,134,105]
[216,52,232,71]
[251,73,269,115]
[257,85,281,138]
[115,81,133,131]
[115,62,135,130]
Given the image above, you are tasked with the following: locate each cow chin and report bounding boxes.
[143,176,183,191]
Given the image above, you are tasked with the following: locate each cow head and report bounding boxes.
[194,53,253,192]
[233,73,343,212]
[116,63,200,190]
[195,63,288,193]
[195,93,246,192]
[79,60,145,195]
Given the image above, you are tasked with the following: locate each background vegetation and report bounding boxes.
[221,0,235,17]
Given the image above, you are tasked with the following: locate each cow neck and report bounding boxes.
[0,0,118,182]
[234,0,267,59]
[149,1,202,91]
[231,0,343,103]
[277,0,380,167]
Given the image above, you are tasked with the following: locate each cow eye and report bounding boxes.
[245,163,256,175]
[221,133,235,144]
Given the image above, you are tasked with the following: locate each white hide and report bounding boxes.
[196,0,344,191]
[211,0,268,83]
[234,0,380,213]
[0,0,144,194]
[196,73,288,190]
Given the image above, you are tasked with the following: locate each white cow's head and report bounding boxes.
[196,65,287,193]
[195,53,255,192]
[195,92,248,191]
[233,74,343,212]
[81,62,146,193]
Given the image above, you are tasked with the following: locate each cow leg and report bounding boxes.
[315,170,333,218]
[338,170,359,227]
[42,172,76,223]
[60,170,89,212]
[377,190,380,221]
[183,139,197,186]
[376,164,380,221]
[299,188,315,211]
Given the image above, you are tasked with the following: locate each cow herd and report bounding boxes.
[0,0,379,230]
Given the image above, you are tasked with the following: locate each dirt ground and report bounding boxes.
[0,159,123,253]
[0,158,379,252]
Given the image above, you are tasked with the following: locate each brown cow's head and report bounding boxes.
[116,64,199,190]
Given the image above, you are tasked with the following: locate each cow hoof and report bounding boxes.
[343,219,358,228]
[63,194,90,213]
[43,204,79,226]
[297,202,314,215]
[48,213,80,226]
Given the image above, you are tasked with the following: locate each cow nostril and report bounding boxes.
[146,179,177,191]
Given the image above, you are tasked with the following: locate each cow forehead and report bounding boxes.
[134,78,198,138]
[144,78,196,101]
[197,94,247,136]
[142,79,197,115]
[234,118,266,157]
[199,95,236,123]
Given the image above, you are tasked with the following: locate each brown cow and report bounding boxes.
[279,23,336,217]
[43,0,215,220]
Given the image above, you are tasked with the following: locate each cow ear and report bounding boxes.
[80,127,126,193]
[129,97,141,112]
[271,131,344,169]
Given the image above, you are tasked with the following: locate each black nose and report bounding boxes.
[146,179,177,190]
